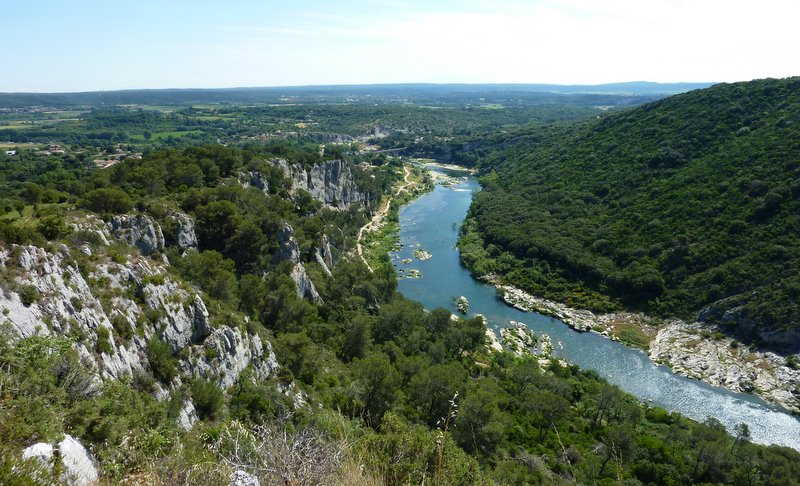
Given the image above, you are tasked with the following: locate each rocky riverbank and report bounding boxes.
[650,320,800,413]
[490,278,800,414]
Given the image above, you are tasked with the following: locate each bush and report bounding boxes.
[18,285,40,307]
[110,313,133,341]
[96,327,115,355]
[191,380,225,421]
[147,338,178,383]
[36,215,71,240]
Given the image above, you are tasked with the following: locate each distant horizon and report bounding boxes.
[0,79,722,96]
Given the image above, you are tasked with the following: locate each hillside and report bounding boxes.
[463,77,800,348]
[3,140,799,484]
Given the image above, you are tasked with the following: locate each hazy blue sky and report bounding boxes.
[3,0,798,92]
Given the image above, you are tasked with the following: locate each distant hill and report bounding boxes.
[0,82,712,108]
[465,77,800,345]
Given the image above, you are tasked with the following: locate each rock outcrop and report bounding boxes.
[178,399,199,431]
[650,320,800,413]
[485,328,503,353]
[22,435,99,486]
[230,470,261,486]
[501,321,536,357]
[271,223,323,304]
[314,234,335,277]
[0,241,280,407]
[183,326,279,390]
[489,278,800,412]
[270,158,367,209]
[108,214,165,255]
[239,170,273,196]
[167,211,198,250]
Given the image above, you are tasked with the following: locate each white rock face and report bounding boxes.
[108,214,165,255]
[59,435,99,486]
[271,158,367,209]
[183,327,279,390]
[271,223,323,303]
[485,328,503,353]
[21,435,98,486]
[0,243,278,399]
[315,248,333,277]
[247,171,270,195]
[650,321,800,413]
[501,321,537,357]
[178,399,199,431]
[22,442,54,466]
[168,211,198,249]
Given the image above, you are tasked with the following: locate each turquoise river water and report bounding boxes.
[392,168,800,450]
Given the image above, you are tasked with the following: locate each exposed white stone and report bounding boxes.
[58,435,99,486]
[271,158,367,209]
[183,327,279,390]
[22,442,54,467]
[168,211,198,249]
[108,214,165,255]
[178,399,199,431]
[230,470,261,486]
[485,328,503,353]
[0,243,273,398]
[20,436,98,485]
[271,223,323,303]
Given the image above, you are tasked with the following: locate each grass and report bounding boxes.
[0,203,72,226]
[612,322,653,351]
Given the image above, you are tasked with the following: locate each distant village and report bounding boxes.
[2,142,142,169]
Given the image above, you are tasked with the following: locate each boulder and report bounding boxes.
[22,435,98,486]
[178,399,198,431]
[108,214,165,255]
[168,211,198,249]
[58,435,99,486]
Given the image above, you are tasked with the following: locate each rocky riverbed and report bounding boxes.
[491,279,800,414]
[650,321,800,413]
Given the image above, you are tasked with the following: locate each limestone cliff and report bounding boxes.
[271,223,323,304]
[0,238,280,413]
[108,214,165,256]
[271,158,368,209]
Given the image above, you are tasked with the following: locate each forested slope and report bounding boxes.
[465,77,800,342]
[4,141,799,484]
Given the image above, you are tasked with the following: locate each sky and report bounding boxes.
[3,0,799,92]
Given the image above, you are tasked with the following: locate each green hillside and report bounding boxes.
[464,77,800,341]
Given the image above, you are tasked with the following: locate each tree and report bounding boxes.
[194,200,241,252]
[82,188,134,214]
[732,422,751,453]
[409,363,466,427]
[36,215,71,240]
[453,380,507,456]
[353,353,401,427]
[338,315,371,362]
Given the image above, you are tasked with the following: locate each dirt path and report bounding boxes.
[356,165,413,272]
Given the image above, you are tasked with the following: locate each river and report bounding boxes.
[391,168,800,450]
